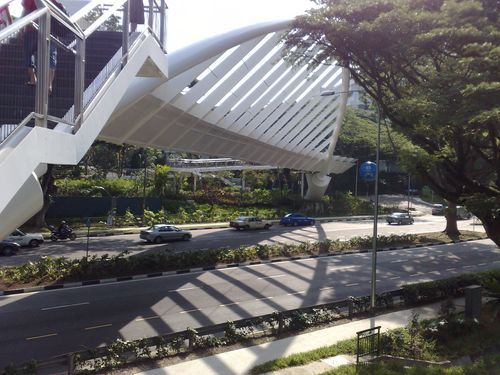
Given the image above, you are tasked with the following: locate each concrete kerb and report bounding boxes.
[0,237,488,297]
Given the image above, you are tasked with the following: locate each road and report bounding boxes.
[0,215,485,266]
[0,239,498,366]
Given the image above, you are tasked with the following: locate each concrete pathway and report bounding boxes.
[136,298,465,375]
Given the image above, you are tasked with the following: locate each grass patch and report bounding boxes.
[250,339,357,374]
[320,353,500,374]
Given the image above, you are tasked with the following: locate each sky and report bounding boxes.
[8,0,314,51]
[166,0,314,51]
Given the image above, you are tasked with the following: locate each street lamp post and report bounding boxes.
[354,159,359,197]
[371,101,381,311]
[321,88,380,311]
[140,149,147,225]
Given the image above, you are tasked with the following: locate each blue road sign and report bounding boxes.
[359,161,376,182]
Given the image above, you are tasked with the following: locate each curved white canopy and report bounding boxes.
[100,20,355,174]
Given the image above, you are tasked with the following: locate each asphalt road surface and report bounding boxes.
[0,239,498,366]
[0,215,484,266]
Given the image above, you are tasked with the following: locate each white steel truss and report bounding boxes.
[100,20,355,176]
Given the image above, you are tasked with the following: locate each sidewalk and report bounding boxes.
[135,298,464,375]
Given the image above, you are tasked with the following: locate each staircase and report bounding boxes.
[0,30,168,239]
[0,31,123,130]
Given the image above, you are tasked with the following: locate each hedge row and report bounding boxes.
[0,234,418,286]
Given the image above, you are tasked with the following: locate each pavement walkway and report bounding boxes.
[135,298,465,375]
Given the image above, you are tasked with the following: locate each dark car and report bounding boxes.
[386,212,414,225]
[280,213,315,226]
[0,240,20,256]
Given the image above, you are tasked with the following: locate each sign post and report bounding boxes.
[85,217,91,258]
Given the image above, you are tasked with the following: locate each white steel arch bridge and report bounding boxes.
[0,2,355,239]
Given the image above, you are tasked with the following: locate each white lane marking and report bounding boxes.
[287,291,306,295]
[219,302,240,307]
[41,302,90,311]
[428,271,441,275]
[330,265,358,270]
[85,323,112,330]
[320,286,334,290]
[255,296,274,301]
[390,259,405,263]
[478,263,487,266]
[135,316,160,321]
[26,333,58,340]
[346,283,359,287]
[169,286,200,292]
[463,265,473,269]
[409,273,423,277]
[257,274,285,280]
[179,308,201,314]
[390,276,401,280]
[446,268,457,271]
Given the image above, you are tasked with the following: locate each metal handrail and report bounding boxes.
[0,0,167,146]
[0,7,46,41]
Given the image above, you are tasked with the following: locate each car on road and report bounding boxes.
[140,225,192,243]
[456,206,472,220]
[280,213,315,226]
[386,212,414,225]
[0,240,20,256]
[229,216,272,230]
[431,204,445,215]
[431,204,471,220]
[5,229,44,247]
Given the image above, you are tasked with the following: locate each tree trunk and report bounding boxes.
[29,165,55,229]
[443,201,460,238]
[477,213,500,248]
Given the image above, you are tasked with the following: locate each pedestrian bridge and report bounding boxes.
[0,0,355,239]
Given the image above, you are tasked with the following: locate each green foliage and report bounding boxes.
[55,178,138,197]
[285,0,500,246]
[152,164,172,198]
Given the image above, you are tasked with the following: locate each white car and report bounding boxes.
[5,229,44,247]
[229,216,272,230]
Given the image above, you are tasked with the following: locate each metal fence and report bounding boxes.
[356,326,381,364]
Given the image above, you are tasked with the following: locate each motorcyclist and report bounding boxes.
[58,220,70,236]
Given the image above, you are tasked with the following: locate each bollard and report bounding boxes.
[67,353,75,375]
[464,285,482,322]
[348,299,353,319]
[278,313,284,334]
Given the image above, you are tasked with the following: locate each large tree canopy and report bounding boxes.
[284,0,500,245]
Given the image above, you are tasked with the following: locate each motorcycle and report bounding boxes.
[49,225,77,241]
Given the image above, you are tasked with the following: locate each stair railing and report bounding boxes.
[0,0,167,144]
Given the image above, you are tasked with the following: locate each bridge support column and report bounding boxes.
[304,173,331,201]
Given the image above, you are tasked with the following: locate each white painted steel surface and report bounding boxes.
[100,20,355,175]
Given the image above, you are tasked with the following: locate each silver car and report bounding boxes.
[5,229,44,247]
[140,225,192,243]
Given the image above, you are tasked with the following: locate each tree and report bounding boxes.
[284,0,500,245]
